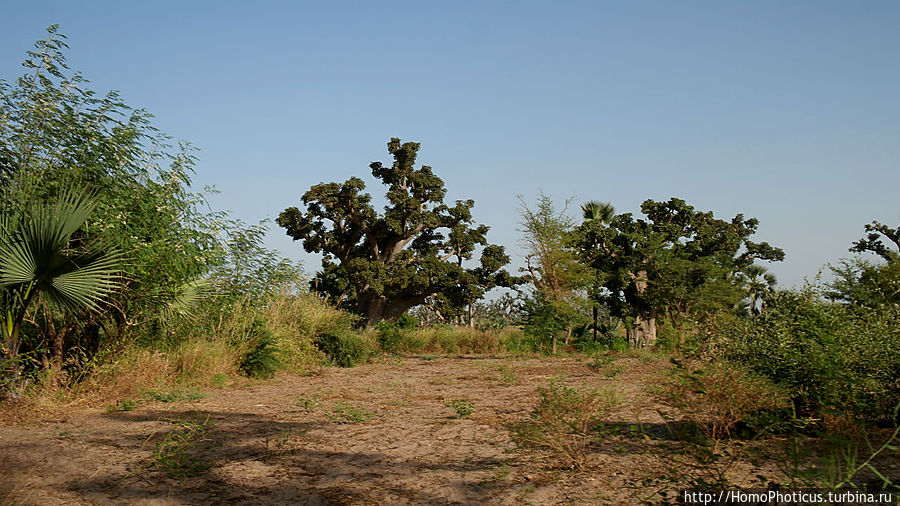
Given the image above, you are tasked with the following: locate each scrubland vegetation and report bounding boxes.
[1,28,898,503]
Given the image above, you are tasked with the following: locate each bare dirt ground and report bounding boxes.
[0,354,894,505]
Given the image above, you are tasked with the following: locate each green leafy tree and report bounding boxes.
[575,197,784,348]
[519,195,592,353]
[827,220,900,308]
[0,27,224,380]
[213,220,304,302]
[277,138,517,325]
[1,188,121,386]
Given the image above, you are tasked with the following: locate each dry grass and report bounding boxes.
[510,380,620,469]
[408,326,502,354]
[658,359,788,441]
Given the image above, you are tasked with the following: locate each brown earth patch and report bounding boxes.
[1,355,895,505]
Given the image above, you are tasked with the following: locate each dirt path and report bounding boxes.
[1,355,785,505]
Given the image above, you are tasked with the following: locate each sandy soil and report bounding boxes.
[0,355,895,505]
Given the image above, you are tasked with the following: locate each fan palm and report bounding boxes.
[1,188,121,381]
[580,200,616,342]
[741,264,777,316]
[581,201,615,224]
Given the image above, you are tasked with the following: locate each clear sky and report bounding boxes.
[3,1,898,289]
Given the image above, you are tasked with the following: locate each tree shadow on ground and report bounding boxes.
[67,408,518,505]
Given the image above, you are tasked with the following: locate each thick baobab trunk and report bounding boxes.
[627,311,657,348]
[363,292,427,326]
[626,269,657,347]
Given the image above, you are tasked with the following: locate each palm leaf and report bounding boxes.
[0,187,121,314]
[162,278,214,319]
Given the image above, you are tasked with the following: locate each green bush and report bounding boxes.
[719,289,900,423]
[239,321,284,379]
[376,321,407,354]
[315,329,372,367]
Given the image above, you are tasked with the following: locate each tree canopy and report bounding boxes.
[828,220,900,308]
[277,138,517,325]
[575,197,784,347]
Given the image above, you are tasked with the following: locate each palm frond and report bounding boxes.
[162,278,214,319]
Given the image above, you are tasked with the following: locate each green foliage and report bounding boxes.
[851,220,900,265]
[827,257,900,309]
[575,197,784,348]
[0,27,225,386]
[239,320,284,379]
[152,417,220,479]
[277,138,518,325]
[719,288,900,422]
[518,195,594,353]
[144,388,206,403]
[315,328,372,367]
[213,220,304,302]
[375,320,408,354]
[445,399,475,418]
[327,401,372,423]
[0,187,122,386]
[510,380,619,469]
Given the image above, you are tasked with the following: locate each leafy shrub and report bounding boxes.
[145,388,206,403]
[659,359,788,441]
[327,401,372,423]
[499,327,542,354]
[239,320,284,379]
[445,399,475,418]
[376,321,408,354]
[510,380,619,469]
[315,329,372,367]
[718,289,900,422]
[152,417,220,478]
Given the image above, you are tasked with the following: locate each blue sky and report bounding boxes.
[3,1,898,289]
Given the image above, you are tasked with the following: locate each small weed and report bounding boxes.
[489,461,513,481]
[420,355,439,361]
[145,388,206,403]
[266,429,308,452]
[602,364,625,378]
[152,416,220,479]
[445,399,475,418]
[106,399,139,413]
[327,401,372,423]
[295,394,321,413]
[211,373,229,388]
[587,355,624,378]
[586,355,613,371]
[499,364,517,384]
